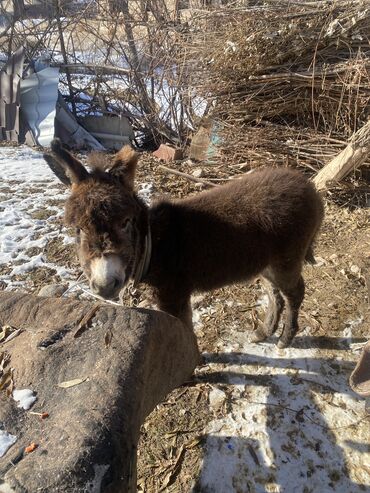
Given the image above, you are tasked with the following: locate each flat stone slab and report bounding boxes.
[0,293,199,492]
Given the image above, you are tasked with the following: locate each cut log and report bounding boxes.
[313,120,370,191]
[0,292,199,493]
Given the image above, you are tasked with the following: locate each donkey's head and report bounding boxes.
[44,139,148,300]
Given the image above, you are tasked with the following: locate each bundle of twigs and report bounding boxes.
[215,122,348,170]
[203,121,369,208]
[189,0,370,138]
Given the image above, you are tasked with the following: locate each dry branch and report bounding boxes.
[57,63,134,77]
[158,165,217,187]
[189,1,370,138]
[313,120,370,191]
[54,0,76,115]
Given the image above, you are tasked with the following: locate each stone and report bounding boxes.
[0,292,199,492]
[37,283,68,298]
[208,388,226,412]
[152,144,183,162]
[192,168,204,178]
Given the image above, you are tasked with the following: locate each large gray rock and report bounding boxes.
[0,292,199,492]
[37,283,68,298]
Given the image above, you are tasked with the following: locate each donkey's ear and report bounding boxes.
[43,139,89,187]
[110,145,139,190]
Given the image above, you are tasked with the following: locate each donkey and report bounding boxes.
[44,139,324,348]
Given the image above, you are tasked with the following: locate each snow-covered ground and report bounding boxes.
[0,146,75,289]
[193,305,370,492]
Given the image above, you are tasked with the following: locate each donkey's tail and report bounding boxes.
[305,185,324,265]
[305,244,316,265]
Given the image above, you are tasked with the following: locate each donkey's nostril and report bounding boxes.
[105,278,119,291]
[113,278,121,289]
[91,278,121,298]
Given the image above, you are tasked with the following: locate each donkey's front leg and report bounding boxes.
[157,292,201,367]
[157,291,193,330]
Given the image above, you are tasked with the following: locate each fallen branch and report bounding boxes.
[313,120,370,191]
[158,165,218,187]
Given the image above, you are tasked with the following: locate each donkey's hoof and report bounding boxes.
[250,330,268,343]
[277,339,291,349]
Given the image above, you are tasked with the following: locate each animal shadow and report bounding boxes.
[192,338,369,492]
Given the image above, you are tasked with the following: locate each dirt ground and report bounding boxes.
[0,147,369,492]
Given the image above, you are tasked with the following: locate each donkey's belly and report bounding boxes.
[190,254,269,293]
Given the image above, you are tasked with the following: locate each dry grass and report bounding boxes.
[209,122,370,205]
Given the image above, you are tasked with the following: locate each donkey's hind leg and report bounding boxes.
[251,272,285,343]
[268,262,305,348]
[277,275,305,348]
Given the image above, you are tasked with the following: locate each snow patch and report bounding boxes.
[196,304,369,492]
[13,388,37,410]
[0,430,17,457]
[84,464,110,493]
[137,182,154,205]
[0,146,76,290]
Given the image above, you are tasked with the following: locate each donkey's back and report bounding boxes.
[180,166,322,235]
[152,167,323,288]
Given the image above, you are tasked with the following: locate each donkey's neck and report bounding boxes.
[141,200,181,290]
[130,195,152,285]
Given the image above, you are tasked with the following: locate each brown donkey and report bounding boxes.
[44,139,324,348]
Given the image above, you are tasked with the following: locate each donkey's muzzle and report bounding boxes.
[91,278,122,300]
[89,254,126,299]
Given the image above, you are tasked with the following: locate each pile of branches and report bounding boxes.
[190,0,370,139]
[217,122,348,171]
[1,0,370,163]
[0,0,203,147]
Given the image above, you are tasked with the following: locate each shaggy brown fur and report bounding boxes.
[44,140,324,348]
